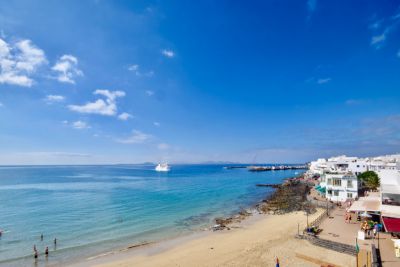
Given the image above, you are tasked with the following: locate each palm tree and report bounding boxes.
[358,171,380,191]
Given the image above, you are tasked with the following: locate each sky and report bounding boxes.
[0,0,400,164]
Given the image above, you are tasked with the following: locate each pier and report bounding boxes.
[248,165,308,172]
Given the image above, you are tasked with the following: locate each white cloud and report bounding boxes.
[52,54,83,84]
[145,90,154,96]
[153,121,160,127]
[128,64,139,72]
[118,112,133,121]
[44,94,65,103]
[317,78,331,84]
[72,120,90,129]
[68,89,125,116]
[128,64,154,77]
[0,101,3,107]
[161,49,175,58]
[157,143,170,150]
[0,38,47,87]
[116,130,152,144]
[371,33,386,46]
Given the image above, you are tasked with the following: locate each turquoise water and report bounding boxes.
[0,164,303,266]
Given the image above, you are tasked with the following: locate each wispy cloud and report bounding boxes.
[345,99,364,106]
[145,90,154,96]
[307,0,317,13]
[128,64,154,77]
[0,37,47,87]
[128,64,139,72]
[72,120,90,129]
[157,143,170,150]
[370,10,400,49]
[153,121,160,127]
[161,49,175,58]
[52,54,83,84]
[44,94,65,103]
[397,49,400,58]
[115,130,152,144]
[117,112,133,121]
[317,78,331,84]
[62,120,90,130]
[68,89,125,116]
[16,151,91,158]
[371,32,386,47]
[307,0,317,19]
[0,101,3,107]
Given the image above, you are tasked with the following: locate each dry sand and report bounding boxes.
[72,209,356,267]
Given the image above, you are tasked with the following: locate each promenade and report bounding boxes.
[312,205,400,266]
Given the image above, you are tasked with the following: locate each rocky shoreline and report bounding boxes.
[212,174,314,230]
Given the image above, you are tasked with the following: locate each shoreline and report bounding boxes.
[71,208,355,267]
[69,173,323,267]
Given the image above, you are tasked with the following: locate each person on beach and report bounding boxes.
[41,234,43,241]
[34,249,38,259]
[33,244,37,251]
[45,246,49,257]
[54,238,57,245]
[276,257,280,267]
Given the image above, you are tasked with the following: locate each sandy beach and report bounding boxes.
[73,209,356,267]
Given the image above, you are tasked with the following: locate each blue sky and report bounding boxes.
[0,0,399,164]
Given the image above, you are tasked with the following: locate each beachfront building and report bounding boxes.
[308,155,368,177]
[376,169,400,233]
[324,172,358,202]
[308,158,328,176]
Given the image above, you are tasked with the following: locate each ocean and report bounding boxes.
[0,164,303,266]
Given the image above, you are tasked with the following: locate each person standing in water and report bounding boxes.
[45,247,49,257]
[40,234,43,241]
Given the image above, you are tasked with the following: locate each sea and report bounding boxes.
[0,164,304,266]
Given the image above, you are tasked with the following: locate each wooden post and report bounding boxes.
[326,198,329,216]
[356,237,359,267]
[377,231,380,250]
[306,210,309,229]
[298,223,299,236]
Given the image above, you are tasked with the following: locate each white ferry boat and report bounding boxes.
[155,163,170,172]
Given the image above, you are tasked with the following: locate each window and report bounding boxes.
[327,178,332,185]
[332,179,341,186]
[347,193,353,198]
[347,180,353,188]
[334,191,339,196]
[327,190,332,195]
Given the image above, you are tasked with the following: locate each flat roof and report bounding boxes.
[381,205,400,219]
[348,197,381,212]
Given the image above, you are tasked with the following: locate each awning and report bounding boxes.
[382,217,400,233]
[348,198,381,212]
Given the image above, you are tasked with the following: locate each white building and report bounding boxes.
[325,172,358,202]
[308,158,328,176]
[308,154,400,177]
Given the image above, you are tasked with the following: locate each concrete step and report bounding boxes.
[298,235,356,256]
